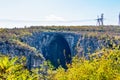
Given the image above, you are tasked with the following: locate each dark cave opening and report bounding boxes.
[43,34,72,68]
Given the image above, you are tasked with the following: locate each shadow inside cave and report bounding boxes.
[43,34,72,68]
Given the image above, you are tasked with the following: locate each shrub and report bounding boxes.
[0,55,38,80]
[49,48,120,80]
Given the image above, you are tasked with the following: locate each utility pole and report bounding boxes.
[96,16,100,26]
[100,13,104,26]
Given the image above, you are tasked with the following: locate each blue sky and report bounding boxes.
[0,0,120,28]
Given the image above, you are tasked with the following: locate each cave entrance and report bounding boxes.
[45,34,71,68]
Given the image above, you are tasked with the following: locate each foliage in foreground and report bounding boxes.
[1,48,120,80]
[0,55,39,80]
[48,48,120,80]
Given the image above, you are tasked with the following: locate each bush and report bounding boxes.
[48,48,120,80]
[0,55,38,80]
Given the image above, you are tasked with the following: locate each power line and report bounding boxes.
[0,18,97,23]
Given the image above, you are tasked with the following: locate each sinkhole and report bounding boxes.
[43,34,72,68]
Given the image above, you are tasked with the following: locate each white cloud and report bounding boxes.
[45,14,65,21]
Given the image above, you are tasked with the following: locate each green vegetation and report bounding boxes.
[48,48,120,80]
[1,47,120,80]
[0,26,120,80]
[1,26,120,50]
[0,55,38,80]
[1,25,120,40]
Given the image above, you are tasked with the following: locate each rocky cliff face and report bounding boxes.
[0,31,119,68]
[20,32,78,68]
[0,40,44,70]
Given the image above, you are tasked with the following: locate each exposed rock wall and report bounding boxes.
[0,31,119,68]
